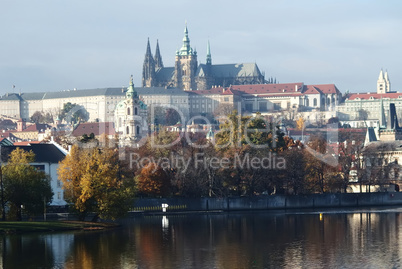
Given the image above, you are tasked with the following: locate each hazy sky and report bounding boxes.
[1,0,401,95]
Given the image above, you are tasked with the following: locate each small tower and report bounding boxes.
[115,76,148,146]
[174,23,198,91]
[377,69,391,94]
[142,38,156,87]
[17,118,26,132]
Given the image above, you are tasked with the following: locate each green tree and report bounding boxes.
[58,145,135,221]
[2,148,53,220]
[60,102,89,123]
[30,111,45,124]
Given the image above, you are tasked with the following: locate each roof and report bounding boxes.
[0,138,13,146]
[347,92,402,101]
[363,140,402,153]
[302,85,322,95]
[0,93,22,101]
[22,123,51,133]
[197,63,263,78]
[136,87,188,96]
[155,67,174,81]
[189,87,226,95]
[307,84,340,95]
[72,122,116,137]
[13,141,42,146]
[230,83,304,95]
[0,144,66,163]
[1,86,188,101]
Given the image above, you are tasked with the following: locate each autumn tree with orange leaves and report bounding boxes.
[135,163,171,197]
[58,145,135,221]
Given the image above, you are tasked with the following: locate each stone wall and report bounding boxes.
[132,192,402,213]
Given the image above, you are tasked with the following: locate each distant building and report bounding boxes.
[72,122,116,140]
[337,70,400,122]
[0,142,68,206]
[142,24,266,91]
[114,77,148,145]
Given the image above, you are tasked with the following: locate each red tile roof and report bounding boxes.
[230,83,304,95]
[302,84,340,95]
[23,123,51,132]
[302,85,322,95]
[347,92,402,100]
[72,122,116,137]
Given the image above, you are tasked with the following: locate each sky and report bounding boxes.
[1,0,401,95]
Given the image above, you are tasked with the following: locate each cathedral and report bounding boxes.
[142,25,266,91]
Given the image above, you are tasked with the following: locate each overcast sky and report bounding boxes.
[1,0,401,95]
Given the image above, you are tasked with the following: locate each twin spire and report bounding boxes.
[145,38,163,69]
[377,69,391,94]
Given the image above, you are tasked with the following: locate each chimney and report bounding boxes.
[295,85,298,92]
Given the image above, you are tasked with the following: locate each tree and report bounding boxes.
[60,102,89,123]
[2,148,53,220]
[296,117,305,130]
[58,145,135,221]
[136,163,171,197]
[165,108,181,125]
[30,111,45,124]
[31,111,54,124]
[213,103,234,118]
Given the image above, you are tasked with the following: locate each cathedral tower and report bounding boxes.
[174,24,198,91]
[142,38,156,87]
[377,69,391,94]
[154,40,164,70]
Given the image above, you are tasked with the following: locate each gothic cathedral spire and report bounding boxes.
[154,39,163,69]
[142,38,156,87]
[206,40,212,65]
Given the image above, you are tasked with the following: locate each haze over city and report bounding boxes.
[1,0,401,94]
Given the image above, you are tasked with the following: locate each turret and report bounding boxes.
[206,40,212,65]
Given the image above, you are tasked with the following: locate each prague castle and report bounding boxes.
[142,25,266,91]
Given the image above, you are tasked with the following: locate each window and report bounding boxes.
[305,99,309,107]
[135,107,138,115]
[33,165,45,171]
[136,126,140,135]
[126,126,129,135]
[224,97,229,102]
[313,98,317,106]
[127,108,130,115]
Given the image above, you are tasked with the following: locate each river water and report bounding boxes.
[1,207,402,268]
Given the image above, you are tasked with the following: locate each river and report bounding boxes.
[1,207,402,268]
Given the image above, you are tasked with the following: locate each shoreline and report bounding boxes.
[0,220,119,235]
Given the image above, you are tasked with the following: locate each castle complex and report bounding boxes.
[142,25,266,91]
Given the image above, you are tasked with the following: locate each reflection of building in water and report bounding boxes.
[45,233,74,266]
[162,216,169,230]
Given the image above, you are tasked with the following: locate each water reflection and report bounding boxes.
[1,208,402,268]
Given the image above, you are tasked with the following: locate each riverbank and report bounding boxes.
[132,192,402,213]
[0,221,119,234]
